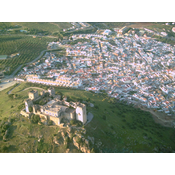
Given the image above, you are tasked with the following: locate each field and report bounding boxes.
[88,22,157,29]
[0,35,56,74]
[0,22,72,35]
[0,82,175,153]
[145,23,173,33]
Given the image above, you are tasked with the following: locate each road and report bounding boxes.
[7,83,20,94]
[1,49,48,82]
[21,87,45,92]
[66,56,75,72]
[0,80,17,92]
[6,85,46,94]
[0,48,52,91]
[1,47,64,81]
[135,103,174,127]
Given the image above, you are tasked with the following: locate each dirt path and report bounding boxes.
[8,83,20,94]
[0,81,17,92]
[21,87,46,92]
[137,105,174,127]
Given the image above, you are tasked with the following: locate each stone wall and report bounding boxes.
[36,112,48,123]
[63,111,75,120]
[20,110,31,118]
[48,115,62,125]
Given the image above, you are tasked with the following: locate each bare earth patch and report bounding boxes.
[138,106,173,128]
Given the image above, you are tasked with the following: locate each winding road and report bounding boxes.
[21,87,45,92]
[0,47,64,92]
[1,49,48,81]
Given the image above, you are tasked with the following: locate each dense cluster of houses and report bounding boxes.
[16,26,175,115]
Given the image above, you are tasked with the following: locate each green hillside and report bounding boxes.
[88,22,129,29]
[0,82,175,153]
[0,22,72,34]
[13,22,71,33]
[88,22,157,29]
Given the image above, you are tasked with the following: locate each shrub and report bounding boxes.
[110,125,114,130]
[48,120,53,126]
[102,115,106,120]
[18,103,25,110]
[29,107,33,112]
[70,119,76,125]
[39,100,45,105]
[94,105,99,109]
[8,94,14,100]
[31,114,40,124]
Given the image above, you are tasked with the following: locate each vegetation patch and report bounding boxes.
[0,82,175,153]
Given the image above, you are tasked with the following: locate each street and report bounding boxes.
[0,80,17,92]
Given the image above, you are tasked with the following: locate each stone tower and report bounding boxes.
[25,99,33,113]
[48,87,55,96]
[33,105,38,113]
[28,90,39,100]
[40,90,45,96]
[76,103,87,124]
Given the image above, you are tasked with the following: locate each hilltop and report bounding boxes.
[0,82,175,153]
[1,22,175,153]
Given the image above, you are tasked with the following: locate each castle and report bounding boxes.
[21,87,87,125]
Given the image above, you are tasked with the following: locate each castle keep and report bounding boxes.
[21,88,87,125]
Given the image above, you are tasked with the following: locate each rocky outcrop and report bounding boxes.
[53,136,61,146]
[72,136,91,153]
[38,135,43,142]
[56,126,94,153]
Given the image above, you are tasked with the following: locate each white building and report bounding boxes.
[76,103,87,124]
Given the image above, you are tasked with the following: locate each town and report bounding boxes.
[15,23,175,117]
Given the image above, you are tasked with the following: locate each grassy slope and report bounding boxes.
[59,88,175,153]
[88,22,157,29]
[0,84,78,153]
[0,22,72,33]
[50,22,72,30]
[0,82,175,153]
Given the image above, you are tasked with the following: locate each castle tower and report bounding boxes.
[25,99,33,113]
[28,90,39,100]
[76,103,87,124]
[48,87,55,96]
[33,105,38,114]
[40,90,45,96]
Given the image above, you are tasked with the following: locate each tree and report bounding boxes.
[31,114,40,124]
[70,119,75,125]
[102,115,106,120]
[48,120,53,126]
[29,106,33,112]
[8,94,14,100]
